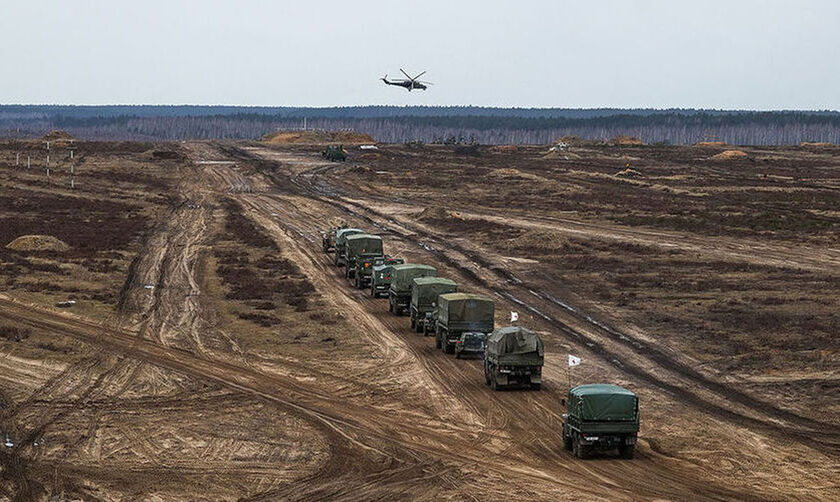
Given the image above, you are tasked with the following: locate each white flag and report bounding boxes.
[510,311,519,322]
[568,354,581,367]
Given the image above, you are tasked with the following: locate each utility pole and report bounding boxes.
[15,153,20,166]
[27,156,31,169]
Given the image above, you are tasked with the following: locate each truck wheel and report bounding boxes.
[455,350,461,359]
[531,383,541,391]
[563,431,572,451]
[410,318,416,330]
[490,373,498,391]
[435,337,441,349]
[370,286,376,297]
[355,275,361,289]
[444,343,453,354]
[484,364,491,386]
[619,444,635,459]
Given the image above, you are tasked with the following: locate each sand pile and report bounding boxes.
[263,130,375,145]
[696,141,727,147]
[6,235,70,252]
[711,150,748,160]
[416,206,462,222]
[612,135,644,145]
[800,142,834,147]
[488,168,543,180]
[41,130,74,141]
[615,168,643,178]
[504,229,569,252]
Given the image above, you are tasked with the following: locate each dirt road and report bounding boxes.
[1,140,837,501]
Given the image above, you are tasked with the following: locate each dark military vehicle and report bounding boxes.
[322,145,347,162]
[370,256,405,298]
[455,331,486,359]
[334,228,363,267]
[409,277,457,333]
[562,384,639,459]
[433,293,494,354]
[321,225,345,253]
[484,326,544,390]
[344,234,384,288]
[388,264,437,315]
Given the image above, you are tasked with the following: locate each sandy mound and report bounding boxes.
[41,130,74,141]
[800,142,834,147]
[263,130,374,145]
[711,150,748,160]
[358,152,382,160]
[6,235,70,252]
[696,141,727,147]
[416,206,462,222]
[612,135,644,145]
[615,168,643,178]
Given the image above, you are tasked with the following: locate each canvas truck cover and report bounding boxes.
[344,234,383,257]
[486,326,544,365]
[438,293,494,328]
[410,277,457,310]
[568,384,638,422]
[390,264,437,294]
[335,228,363,246]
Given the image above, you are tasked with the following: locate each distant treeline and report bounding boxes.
[2,105,839,145]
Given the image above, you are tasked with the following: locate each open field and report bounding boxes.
[1,138,838,501]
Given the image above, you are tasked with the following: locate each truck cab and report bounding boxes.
[333,228,363,267]
[370,256,405,298]
[562,384,639,459]
[343,234,384,288]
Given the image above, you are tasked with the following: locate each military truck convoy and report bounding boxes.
[320,223,639,459]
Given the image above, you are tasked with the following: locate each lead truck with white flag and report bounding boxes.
[562,384,640,459]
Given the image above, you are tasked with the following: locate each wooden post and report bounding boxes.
[27,156,31,169]
[16,153,20,166]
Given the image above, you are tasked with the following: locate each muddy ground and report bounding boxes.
[0,139,837,501]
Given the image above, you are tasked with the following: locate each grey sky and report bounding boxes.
[2,0,838,109]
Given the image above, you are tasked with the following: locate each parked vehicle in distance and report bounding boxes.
[455,331,486,359]
[322,145,347,161]
[409,277,457,333]
[484,326,544,390]
[388,264,437,315]
[321,226,342,253]
[343,234,384,288]
[562,384,639,459]
[434,293,494,354]
[334,228,363,267]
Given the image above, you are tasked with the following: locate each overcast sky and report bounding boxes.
[1,0,838,109]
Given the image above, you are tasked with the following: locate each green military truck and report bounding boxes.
[562,384,639,459]
[370,256,405,298]
[409,277,457,333]
[321,225,345,253]
[344,234,384,288]
[388,264,437,315]
[322,145,347,162]
[334,228,363,267]
[484,326,544,390]
[434,293,494,354]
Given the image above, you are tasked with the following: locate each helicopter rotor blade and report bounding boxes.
[400,68,413,80]
[413,71,427,80]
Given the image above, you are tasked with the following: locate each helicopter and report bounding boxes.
[381,69,433,91]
